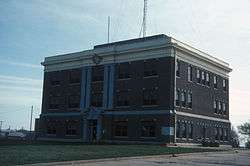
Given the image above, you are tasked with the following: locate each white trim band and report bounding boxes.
[176,111,230,123]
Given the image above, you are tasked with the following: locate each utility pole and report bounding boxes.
[0,120,3,132]
[142,0,148,37]
[30,106,33,131]
[108,16,111,43]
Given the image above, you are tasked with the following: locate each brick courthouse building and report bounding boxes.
[36,34,232,144]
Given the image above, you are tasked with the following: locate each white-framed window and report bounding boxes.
[213,75,218,88]
[201,71,205,85]
[176,60,180,77]
[218,101,221,111]
[223,79,227,91]
[206,73,210,86]
[188,65,193,82]
[196,69,201,83]
[214,100,217,110]
[222,103,226,114]
[181,91,186,107]
[187,92,192,109]
[201,71,205,80]
[175,89,180,106]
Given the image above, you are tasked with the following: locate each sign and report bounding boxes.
[161,126,174,136]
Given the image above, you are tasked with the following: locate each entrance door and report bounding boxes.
[88,120,97,142]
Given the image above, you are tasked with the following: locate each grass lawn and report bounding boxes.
[0,141,220,166]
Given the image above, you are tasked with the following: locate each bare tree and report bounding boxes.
[238,120,250,148]
[231,126,240,148]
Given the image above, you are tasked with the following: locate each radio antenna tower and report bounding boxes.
[139,0,148,38]
[143,0,148,37]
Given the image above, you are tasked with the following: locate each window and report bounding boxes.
[213,75,218,88]
[175,89,180,106]
[50,72,61,86]
[69,70,81,84]
[218,101,222,114]
[187,92,192,109]
[114,120,128,137]
[196,69,201,83]
[202,126,206,138]
[141,120,156,137]
[181,123,187,138]
[144,59,158,77]
[224,129,228,141]
[68,95,80,108]
[47,121,56,135]
[188,123,193,139]
[116,90,130,107]
[201,71,205,85]
[91,92,103,107]
[219,128,223,140]
[222,103,226,115]
[143,88,158,106]
[188,65,193,82]
[176,121,181,138]
[181,91,186,107]
[49,96,60,109]
[215,128,219,140]
[176,60,180,77]
[214,100,217,113]
[206,73,210,86]
[66,120,78,136]
[117,62,131,79]
[223,79,227,91]
[92,66,104,82]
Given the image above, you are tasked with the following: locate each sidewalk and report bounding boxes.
[24,150,250,166]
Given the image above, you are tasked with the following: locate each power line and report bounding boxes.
[112,0,125,41]
[108,16,111,43]
[142,0,148,37]
[139,0,148,38]
[30,106,33,131]
[0,121,3,132]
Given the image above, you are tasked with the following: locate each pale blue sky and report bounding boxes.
[0,0,250,130]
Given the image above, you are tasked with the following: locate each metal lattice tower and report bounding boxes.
[142,0,148,37]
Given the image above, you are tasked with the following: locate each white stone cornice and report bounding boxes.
[41,34,232,76]
[176,111,230,123]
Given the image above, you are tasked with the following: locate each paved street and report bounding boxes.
[30,150,250,166]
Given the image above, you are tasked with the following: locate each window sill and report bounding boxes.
[48,108,59,111]
[143,75,159,79]
[67,108,80,111]
[65,135,77,137]
[116,106,130,108]
[140,137,156,139]
[114,136,128,138]
[69,82,80,86]
[91,81,104,84]
[142,105,159,108]
[117,78,131,81]
[196,82,211,88]
[51,84,60,87]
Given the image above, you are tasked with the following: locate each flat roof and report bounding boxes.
[93,34,229,68]
[42,34,232,73]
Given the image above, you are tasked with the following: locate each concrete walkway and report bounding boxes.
[27,150,250,166]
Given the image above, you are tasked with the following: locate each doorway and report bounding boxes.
[88,120,97,142]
